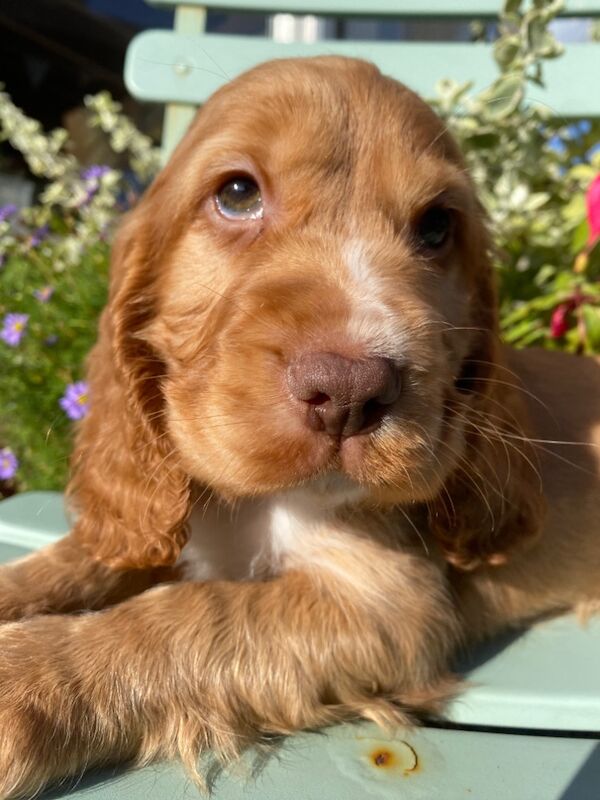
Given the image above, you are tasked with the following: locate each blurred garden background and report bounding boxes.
[0,0,599,496]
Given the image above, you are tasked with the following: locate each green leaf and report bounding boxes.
[581,305,600,350]
[536,0,565,23]
[519,326,547,347]
[586,240,600,279]
[433,79,473,111]
[463,132,501,149]
[523,192,550,212]
[571,219,590,254]
[494,35,521,70]
[533,264,556,287]
[503,0,522,15]
[568,164,596,183]
[502,318,543,343]
[481,73,525,120]
[528,20,552,51]
[562,194,586,223]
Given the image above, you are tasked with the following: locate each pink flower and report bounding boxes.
[587,174,600,245]
[549,291,590,339]
[550,303,572,338]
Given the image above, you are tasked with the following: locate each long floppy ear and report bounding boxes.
[66,212,191,569]
[428,224,546,571]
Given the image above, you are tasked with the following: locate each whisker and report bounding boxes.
[397,505,430,556]
[463,375,553,414]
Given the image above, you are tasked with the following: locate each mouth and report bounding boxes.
[298,424,387,486]
[337,430,376,475]
[299,396,456,502]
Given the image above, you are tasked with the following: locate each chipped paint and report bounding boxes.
[367,740,419,776]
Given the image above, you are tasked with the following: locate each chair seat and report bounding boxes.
[1,492,598,799]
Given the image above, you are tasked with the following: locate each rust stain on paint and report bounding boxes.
[367,741,419,776]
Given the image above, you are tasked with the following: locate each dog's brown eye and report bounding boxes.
[416,207,453,251]
[215,176,263,220]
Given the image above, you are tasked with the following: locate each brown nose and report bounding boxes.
[287,352,402,437]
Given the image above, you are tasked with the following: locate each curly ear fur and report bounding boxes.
[429,235,545,571]
[67,213,191,569]
[430,339,545,571]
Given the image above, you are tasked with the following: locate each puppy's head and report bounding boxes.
[70,57,543,569]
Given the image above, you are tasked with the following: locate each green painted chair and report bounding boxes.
[125,0,600,159]
[2,2,600,797]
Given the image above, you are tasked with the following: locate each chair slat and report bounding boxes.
[145,0,600,17]
[125,30,600,118]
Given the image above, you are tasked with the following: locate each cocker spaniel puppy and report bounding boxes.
[0,57,598,798]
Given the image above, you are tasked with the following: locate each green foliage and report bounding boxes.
[0,93,160,494]
[1,0,599,493]
[432,0,600,352]
[0,242,109,490]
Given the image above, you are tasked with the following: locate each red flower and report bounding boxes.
[550,303,572,338]
[549,290,591,340]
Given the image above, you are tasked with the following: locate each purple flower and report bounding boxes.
[44,334,59,347]
[33,285,54,303]
[0,313,29,346]
[0,448,18,481]
[28,225,49,248]
[59,381,90,420]
[0,204,17,223]
[81,165,111,181]
[78,165,112,208]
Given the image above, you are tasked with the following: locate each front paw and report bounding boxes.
[0,702,59,799]
[0,620,98,799]
[0,616,141,799]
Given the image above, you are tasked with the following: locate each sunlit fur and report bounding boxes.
[0,57,598,799]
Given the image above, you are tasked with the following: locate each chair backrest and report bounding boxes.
[125,0,600,158]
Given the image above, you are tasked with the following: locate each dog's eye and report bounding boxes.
[416,206,454,251]
[215,176,263,220]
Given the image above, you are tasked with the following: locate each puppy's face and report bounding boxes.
[140,58,492,504]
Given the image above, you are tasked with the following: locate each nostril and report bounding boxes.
[361,398,388,431]
[306,391,331,406]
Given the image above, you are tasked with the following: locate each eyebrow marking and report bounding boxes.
[342,238,408,358]
[344,238,373,286]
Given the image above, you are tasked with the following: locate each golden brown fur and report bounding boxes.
[0,57,598,798]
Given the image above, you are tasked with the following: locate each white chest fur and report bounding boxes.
[179,478,368,582]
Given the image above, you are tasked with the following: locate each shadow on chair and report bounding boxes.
[559,742,600,800]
